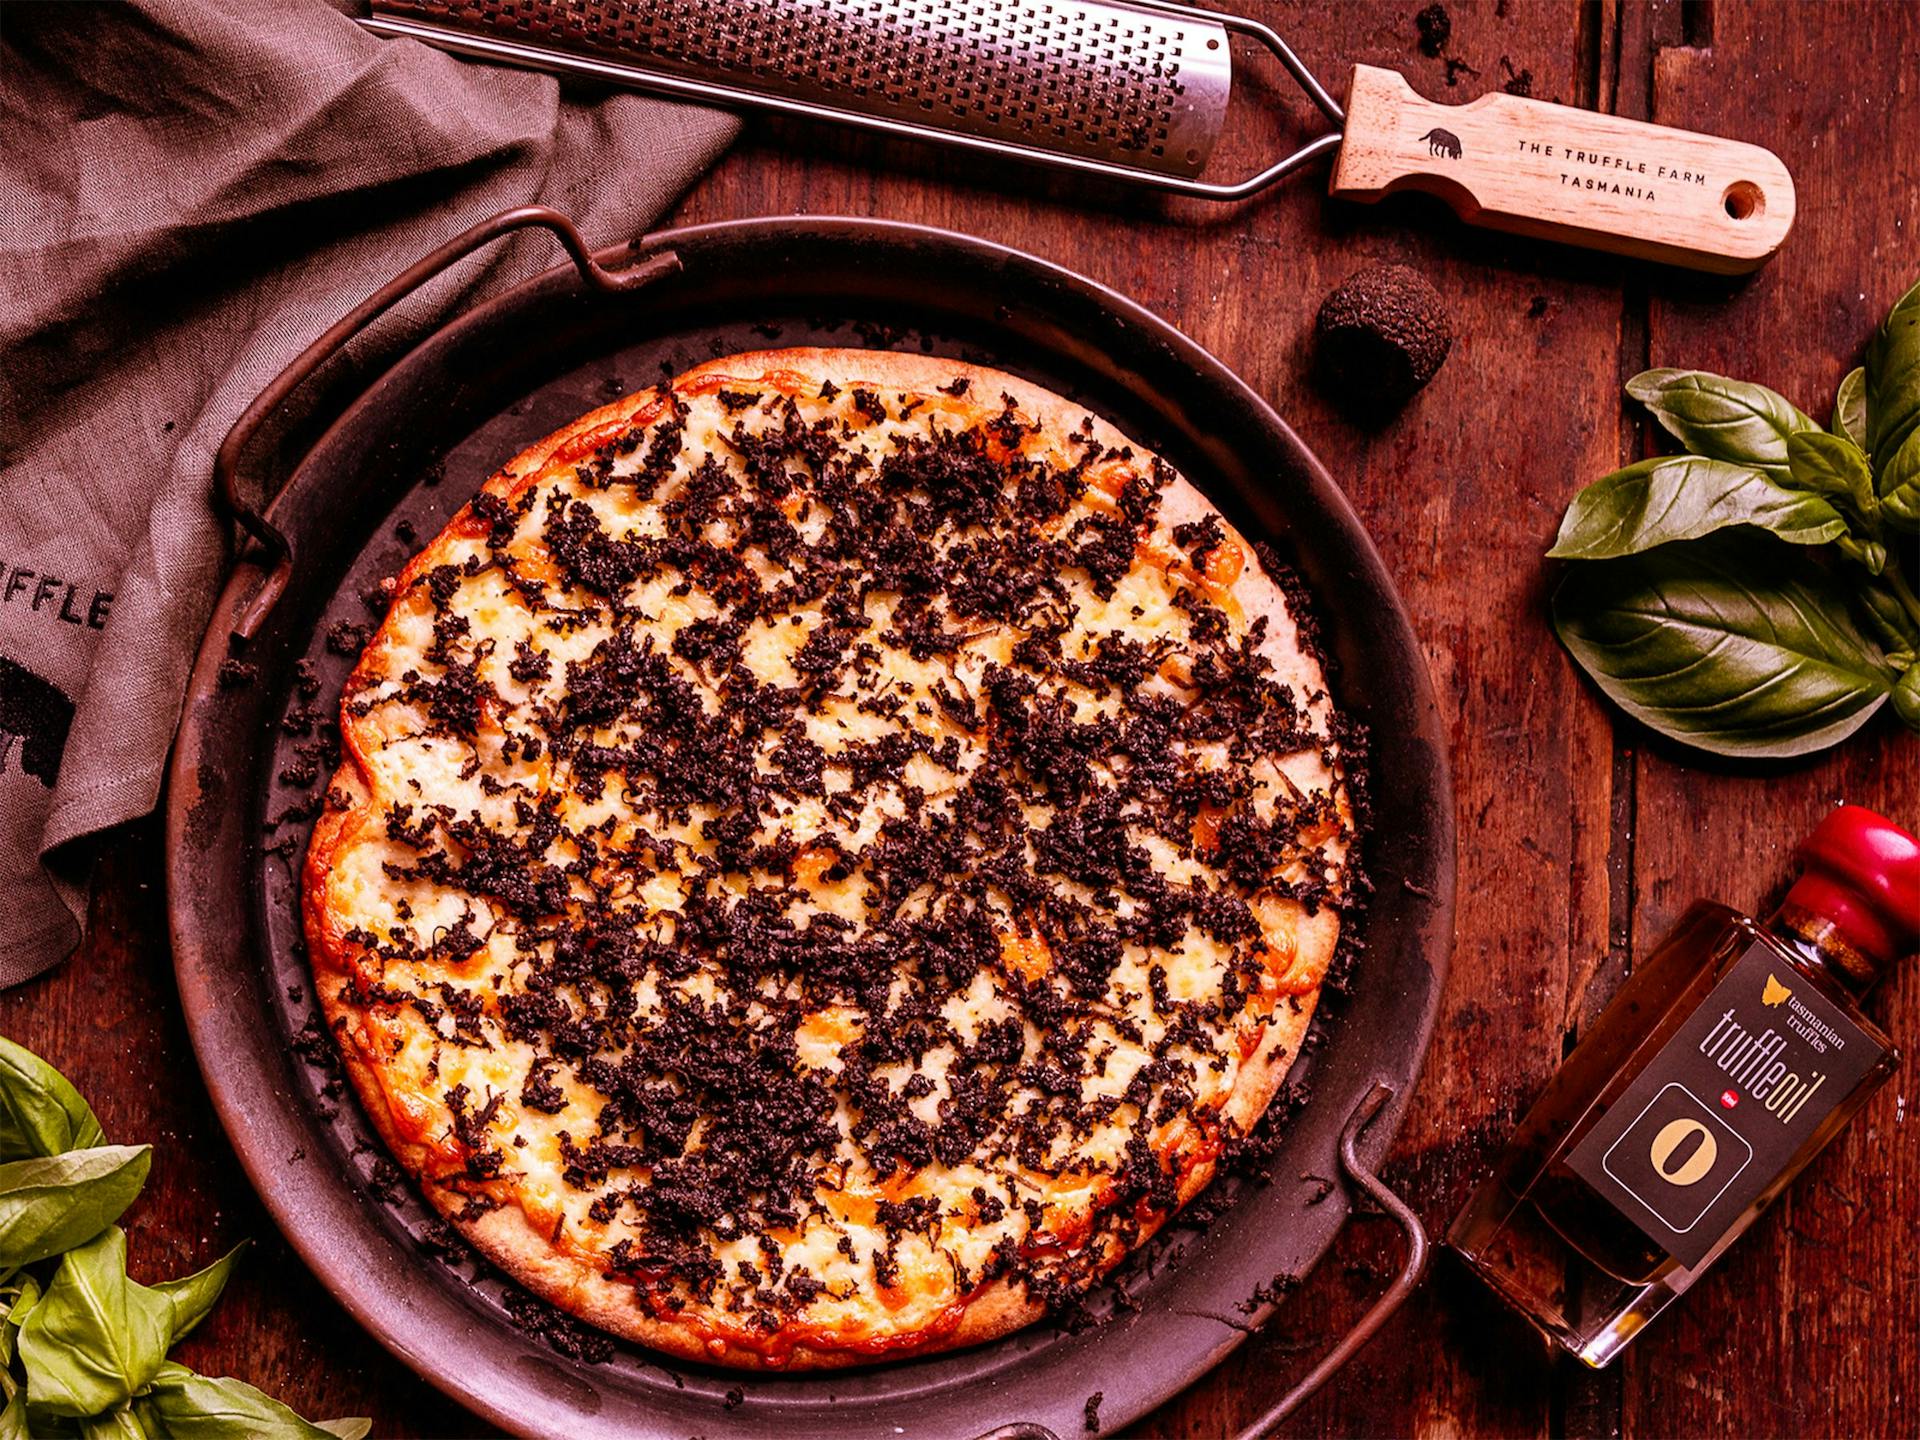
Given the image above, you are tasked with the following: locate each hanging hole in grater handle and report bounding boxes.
[1722,180,1765,220]
[211,205,682,645]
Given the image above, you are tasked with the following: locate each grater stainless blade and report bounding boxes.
[362,0,1347,198]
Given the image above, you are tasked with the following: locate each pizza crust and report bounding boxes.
[305,348,1350,1369]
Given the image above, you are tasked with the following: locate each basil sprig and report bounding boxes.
[0,1037,366,1440]
[1549,277,1920,758]
[0,1037,104,1162]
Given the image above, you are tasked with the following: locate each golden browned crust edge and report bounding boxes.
[303,348,1344,1370]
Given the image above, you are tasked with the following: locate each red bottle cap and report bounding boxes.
[1785,805,1920,968]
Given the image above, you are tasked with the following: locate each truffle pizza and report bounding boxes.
[304,349,1357,1369]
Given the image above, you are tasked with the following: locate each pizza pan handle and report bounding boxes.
[978,1083,1427,1440]
[1230,1081,1430,1440]
[212,205,683,643]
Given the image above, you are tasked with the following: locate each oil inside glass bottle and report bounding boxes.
[1448,806,1918,1367]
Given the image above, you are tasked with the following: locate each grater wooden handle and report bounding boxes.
[1328,65,1795,274]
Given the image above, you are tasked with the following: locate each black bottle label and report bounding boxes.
[1564,940,1884,1270]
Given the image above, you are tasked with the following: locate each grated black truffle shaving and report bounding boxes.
[318,359,1358,1349]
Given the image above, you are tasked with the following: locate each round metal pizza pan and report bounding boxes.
[165,217,1454,1440]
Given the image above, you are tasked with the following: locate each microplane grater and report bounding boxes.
[364,0,1345,195]
[361,1,1797,273]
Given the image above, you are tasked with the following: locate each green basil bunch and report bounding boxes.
[0,1036,368,1439]
[1548,277,1920,758]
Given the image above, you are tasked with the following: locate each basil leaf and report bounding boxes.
[1,1273,40,1365]
[0,1393,26,1440]
[1834,366,1869,450]
[152,1242,245,1346]
[1786,430,1879,520]
[0,1147,150,1267]
[1547,455,1847,559]
[19,1228,170,1419]
[1551,532,1892,757]
[1866,276,1920,481]
[135,1364,366,1440]
[1626,368,1818,480]
[1894,666,1920,734]
[1859,578,1920,653]
[78,1408,148,1440]
[0,1037,104,1161]
[1877,428,1920,531]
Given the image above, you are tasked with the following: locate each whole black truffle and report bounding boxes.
[1314,263,1453,410]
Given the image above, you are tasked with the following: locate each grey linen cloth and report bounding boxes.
[0,0,738,984]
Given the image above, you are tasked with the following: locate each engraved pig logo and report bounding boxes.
[1419,127,1463,159]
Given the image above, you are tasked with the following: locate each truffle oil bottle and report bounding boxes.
[1449,805,1920,1367]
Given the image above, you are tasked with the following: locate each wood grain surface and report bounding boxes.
[5,2,1916,1436]
[1328,62,1795,272]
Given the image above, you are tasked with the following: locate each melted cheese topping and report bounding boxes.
[309,354,1350,1361]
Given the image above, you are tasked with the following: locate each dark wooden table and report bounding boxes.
[9,1,1917,1435]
